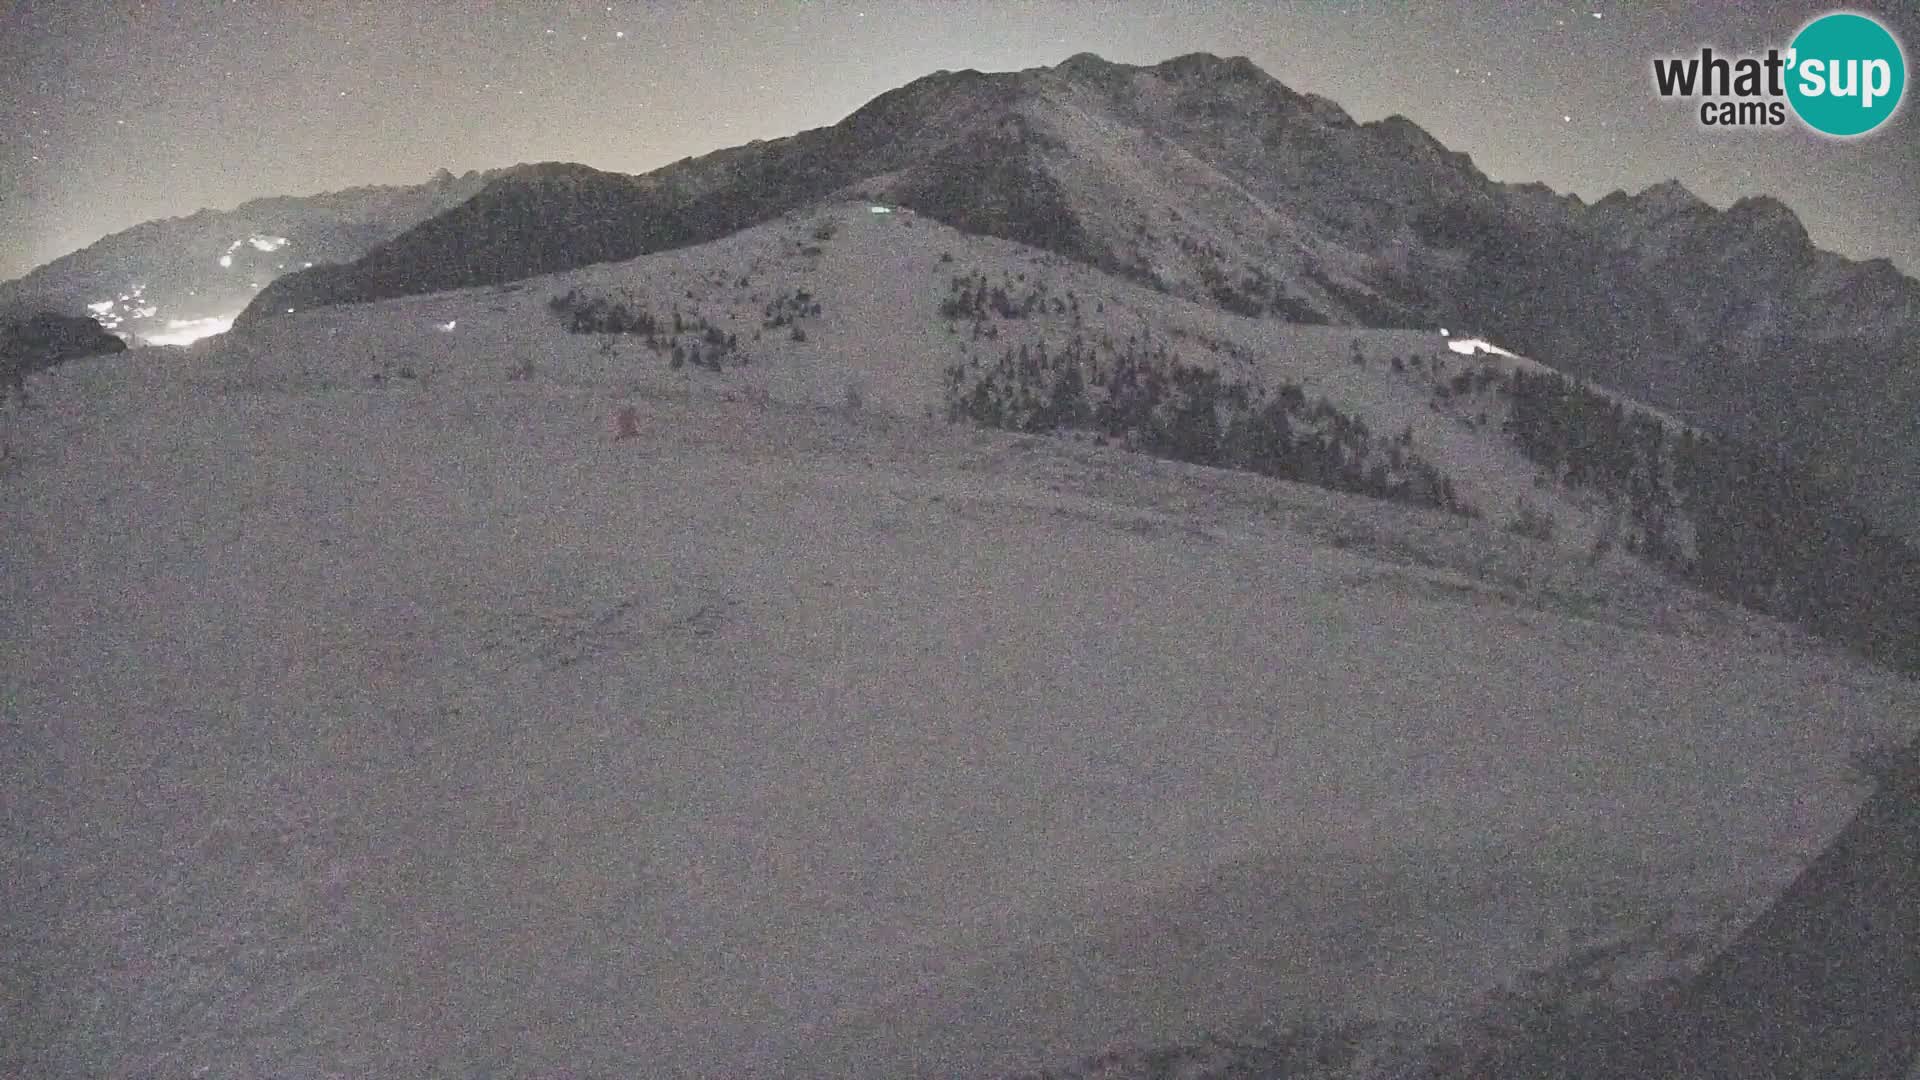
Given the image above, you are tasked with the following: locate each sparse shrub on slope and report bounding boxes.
[613,404,640,439]
[1,356,25,410]
[1506,498,1558,544]
[1001,1017,1380,1080]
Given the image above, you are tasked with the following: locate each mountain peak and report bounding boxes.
[1154,52,1269,82]
[1728,193,1798,221]
[1636,179,1709,214]
[1366,114,1473,168]
[1373,114,1439,141]
[1046,51,1136,91]
[1726,194,1810,249]
[1503,180,1588,214]
[1057,51,1119,73]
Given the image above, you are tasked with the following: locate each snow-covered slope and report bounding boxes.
[5,203,1917,1077]
[217,202,1690,562]
[200,202,1920,683]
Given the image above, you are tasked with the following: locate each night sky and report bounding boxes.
[4,0,1917,281]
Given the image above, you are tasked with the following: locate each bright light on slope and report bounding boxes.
[143,314,236,347]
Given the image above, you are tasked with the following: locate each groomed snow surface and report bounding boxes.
[5,210,1918,1078]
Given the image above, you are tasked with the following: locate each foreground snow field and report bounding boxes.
[4,326,1917,1077]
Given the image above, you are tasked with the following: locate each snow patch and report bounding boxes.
[1447,336,1519,358]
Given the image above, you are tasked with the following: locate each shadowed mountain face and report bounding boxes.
[1,310,126,381]
[238,72,1040,318]
[234,52,1479,328]
[1460,180,1920,538]
[232,52,1920,537]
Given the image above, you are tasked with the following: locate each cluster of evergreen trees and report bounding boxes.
[938,272,1076,323]
[1193,260,1325,323]
[549,288,659,337]
[942,332,1469,516]
[1502,368,1681,562]
[1673,432,1920,672]
[546,288,740,371]
[762,289,822,328]
[1495,364,1920,674]
[1435,361,1503,399]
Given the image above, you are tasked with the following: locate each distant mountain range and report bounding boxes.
[0,168,510,342]
[7,52,1916,542]
[225,52,1919,540]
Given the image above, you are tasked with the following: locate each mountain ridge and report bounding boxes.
[14,50,1919,537]
[0,167,515,340]
[237,51,1920,324]
[229,52,1920,538]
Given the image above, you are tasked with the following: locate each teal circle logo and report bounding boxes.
[1786,12,1906,136]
